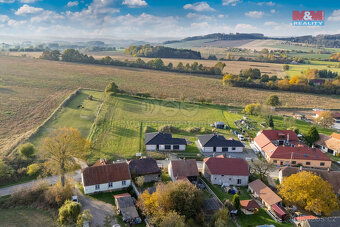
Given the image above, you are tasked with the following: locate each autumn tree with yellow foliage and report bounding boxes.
[278,171,339,216]
[41,128,90,186]
[315,111,334,128]
[137,181,204,226]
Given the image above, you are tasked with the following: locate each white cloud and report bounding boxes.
[19,0,40,3]
[245,11,264,18]
[0,15,9,23]
[183,2,215,12]
[30,10,64,23]
[328,9,340,21]
[222,0,241,6]
[217,14,228,18]
[15,4,43,15]
[8,19,27,27]
[257,1,275,6]
[270,9,276,14]
[264,21,277,26]
[235,23,257,31]
[67,1,79,7]
[122,0,147,7]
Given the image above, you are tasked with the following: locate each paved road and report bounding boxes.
[0,170,81,197]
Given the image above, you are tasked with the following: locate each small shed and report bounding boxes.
[114,193,142,224]
[214,122,225,129]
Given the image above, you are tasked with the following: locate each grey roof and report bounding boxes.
[129,158,161,176]
[145,132,187,145]
[305,216,340,227]
[198,134,244,147]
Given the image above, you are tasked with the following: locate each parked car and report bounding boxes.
[72,196,79,203]
[234,130,239,135]
[238,134,245,141]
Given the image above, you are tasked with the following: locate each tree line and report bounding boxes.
[223,68,340,95]
[125,44,201,59]
[40,49,225,75]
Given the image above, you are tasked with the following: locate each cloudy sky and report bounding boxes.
[0,0,340,41]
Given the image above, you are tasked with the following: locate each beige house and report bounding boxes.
[315,133,340,156]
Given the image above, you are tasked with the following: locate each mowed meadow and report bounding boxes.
[1,55,340,155]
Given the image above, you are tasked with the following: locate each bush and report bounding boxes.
[58,200,81,225]
[158,125,181,133]
[26,163,41,176]
[186,127,201,133]
[19,143,35,158]
[0,160,15,184]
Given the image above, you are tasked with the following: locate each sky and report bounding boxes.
[0,0,340,41]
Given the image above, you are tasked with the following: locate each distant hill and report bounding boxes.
[164,33,340,48]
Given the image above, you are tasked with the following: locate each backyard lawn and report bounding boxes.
[237,209,293,227]
[201,177,293,227]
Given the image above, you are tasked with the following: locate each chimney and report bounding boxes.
[287,133,290,143]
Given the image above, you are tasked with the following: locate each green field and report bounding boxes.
[0,208,56,227]
[87,94,336,162]
[29,89,103,148]
[88,94,234,162]
[286,60,340,77]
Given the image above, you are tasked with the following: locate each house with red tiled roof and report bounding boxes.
[203,156,249,186]
[81,161,131,194]
[254,130,331,168]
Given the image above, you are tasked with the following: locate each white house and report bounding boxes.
[145,132,186,151]
[81,162,131,194]
[203,156,249,186]
[197,134,244,153]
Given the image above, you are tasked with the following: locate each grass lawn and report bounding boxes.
[237,209,293,227]
[201,176,251,203]
[88,94,234,161]
[0,208,56,227]
[272,115,336,136]
[29,89,103,148]
[326,153,340,162]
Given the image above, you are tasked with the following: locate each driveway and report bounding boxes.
[74,187,118,227]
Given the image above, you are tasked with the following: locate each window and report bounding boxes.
[222,147,228,152]
[95,184,100,190]
[229,178,232,181]
[122,180,126,186]
[273,160,277,163]
[173,145,179,150]
[320,162,325,166]
[221,175,224,177]
[165,145,171,150]
[108,182,113,188]
[292,161,296,165]
[304,154,308,157]
[306,162,310,165]
[237,179,242,184]
[232,147,236,151]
